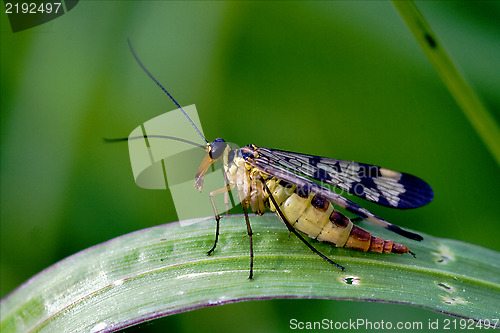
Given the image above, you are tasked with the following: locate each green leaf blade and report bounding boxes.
[1,215,499,332]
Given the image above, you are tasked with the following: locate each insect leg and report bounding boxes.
[260,177,345,271]
[241,199,254,279]
[223,173,231,215]
[207,185,234,256]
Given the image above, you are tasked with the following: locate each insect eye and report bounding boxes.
[209,138,227,160]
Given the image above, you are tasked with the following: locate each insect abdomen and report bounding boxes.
[265,179,411,255]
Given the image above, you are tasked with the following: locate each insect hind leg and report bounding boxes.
[260,177,345,271]
[207,184,255,279]
[207,185,234,255]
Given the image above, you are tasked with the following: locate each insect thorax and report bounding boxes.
[222,146,257,206]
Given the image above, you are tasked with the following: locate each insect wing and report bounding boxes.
[256,147,433,209]
[248,147,423,241]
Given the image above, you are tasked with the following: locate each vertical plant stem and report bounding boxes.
[392,1,500,167]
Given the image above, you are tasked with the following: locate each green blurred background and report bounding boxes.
[1,1,499,332]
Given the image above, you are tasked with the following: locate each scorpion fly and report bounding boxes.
[124,40,434,279]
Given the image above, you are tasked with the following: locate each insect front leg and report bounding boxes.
[207,185,234,256]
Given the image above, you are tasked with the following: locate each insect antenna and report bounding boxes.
[127,38,208,144]
[104,135,205,149]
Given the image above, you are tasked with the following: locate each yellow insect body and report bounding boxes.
[221,147,411,256]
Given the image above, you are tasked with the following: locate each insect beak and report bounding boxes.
[194,154,214,191]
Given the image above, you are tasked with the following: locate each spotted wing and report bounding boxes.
[255,147,433,209]
[244,146,424,241]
